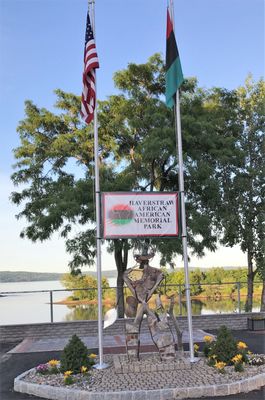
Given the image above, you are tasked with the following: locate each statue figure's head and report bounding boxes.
[133,240,156,267]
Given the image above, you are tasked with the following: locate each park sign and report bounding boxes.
[102,192,180,239]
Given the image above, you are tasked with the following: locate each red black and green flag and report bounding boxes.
[166,8,184,108]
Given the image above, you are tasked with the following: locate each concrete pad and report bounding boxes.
[8,329,214,354]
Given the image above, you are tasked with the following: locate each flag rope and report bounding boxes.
[169,0,195,362]
[85,0,108,369]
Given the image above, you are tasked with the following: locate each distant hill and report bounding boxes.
[0,267,247,283]
[90,270,117,278]
[0,270,118,283]
[168,266,247,271]
[0,271,63,283]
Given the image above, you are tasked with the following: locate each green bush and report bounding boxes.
[203,343,212,358]
[209,326,237,364]
[60,334,89,374]
[234,362,244,372]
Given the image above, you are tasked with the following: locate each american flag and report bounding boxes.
[81,11,99,124]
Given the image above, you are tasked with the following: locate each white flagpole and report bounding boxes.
[89,0,108,369]
[169,0,195,362]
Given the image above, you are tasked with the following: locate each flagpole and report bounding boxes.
[170,0,195,362]
[89,0,108,369]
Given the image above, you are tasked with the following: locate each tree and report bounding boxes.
[11,54,248,317]
[217,76,265,311]
[165,268,204,296]
[61,273,109,301]
[98,54,242,313]
[258,262,265,312]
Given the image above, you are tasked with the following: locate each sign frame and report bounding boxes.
[101,192,181,239]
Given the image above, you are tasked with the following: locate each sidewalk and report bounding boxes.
[7,328,212,354]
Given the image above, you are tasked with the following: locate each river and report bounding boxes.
[0,280,261,325]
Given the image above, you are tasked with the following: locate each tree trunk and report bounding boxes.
[260,280,265,312]
[116,268,125,318]
[245,250,254,312]
[114,239,129,318]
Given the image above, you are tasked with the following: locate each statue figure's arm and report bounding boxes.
[123,267,137,297]
[146,270,165,299]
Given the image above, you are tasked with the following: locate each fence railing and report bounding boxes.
[0,281,262,324]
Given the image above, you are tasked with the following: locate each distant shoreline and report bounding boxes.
[55,292,261,307]
[0,271,63,283]
[0,267,248,283]
[0,270,118,283]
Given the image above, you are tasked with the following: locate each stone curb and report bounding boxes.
[14,369,265,400]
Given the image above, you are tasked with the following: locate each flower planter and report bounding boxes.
[247,317,265,331]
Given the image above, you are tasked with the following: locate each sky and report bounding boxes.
[0,0,264,273]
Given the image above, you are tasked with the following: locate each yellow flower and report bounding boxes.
[204,335,213,343]
[194,344,199,351]
[81,366,88,373]
[232,354,243,364]
[64,370,73,377]
[48,359,59,367]
[210,354,217,359]
[247,350,253,355]
[214,361,226,370]
[237,341,247,350]
[89,353,97,359]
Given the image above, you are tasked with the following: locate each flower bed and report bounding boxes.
[14,330,265,399]
[15,355,265,399]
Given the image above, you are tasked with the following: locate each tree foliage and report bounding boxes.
[216,76,265,310]
[61,273,109,301]
[165,267,261,298]
[11,54,265,312]
[209,326,238,364]
[60,334,89,374]
[165,268,204,296]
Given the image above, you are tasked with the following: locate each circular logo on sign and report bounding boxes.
[108,204,134,225]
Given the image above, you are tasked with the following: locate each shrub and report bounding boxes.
[209,326,237,364]
[80,366,88,374]
[231,354,244,372]
[194,344,199,357]
[47,359,60,374]
[236,341,249,363]
[60,334,89,374]
[203,335,214,357]
[234,362,244,372]
[214,361,226,373]
[207,354,217,366]
[88,353,97,367]
[64,370,74,385]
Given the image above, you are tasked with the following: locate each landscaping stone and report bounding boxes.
[228,382,240,395]
[215,384,229,396]
[113,353,190,374]
[187,386,203,398]
[173,387,188,399]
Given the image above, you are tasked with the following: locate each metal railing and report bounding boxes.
[0,287,100,324]
[0,281,262,323]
